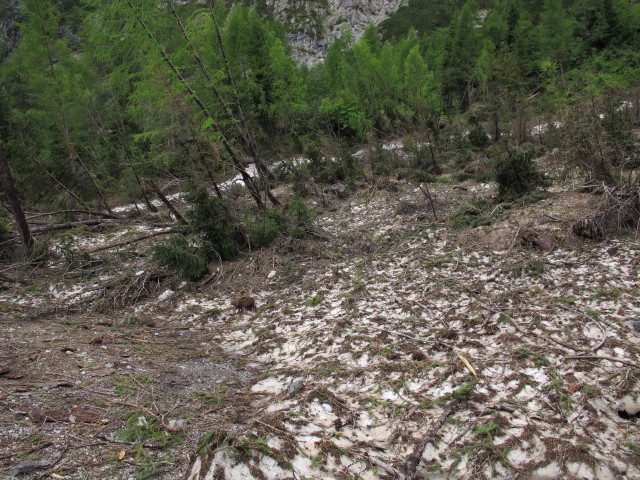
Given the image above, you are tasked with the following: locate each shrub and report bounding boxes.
[184,188,238,261]
[287,197,316,227]
[449,199,495,229]
[494,143,545,201]
[155,191,318,279]
[468,123,490,149]
[250,214,282,248]
[153,235,208,281]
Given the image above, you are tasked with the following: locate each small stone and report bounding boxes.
[287,379,304,397]
[167,418,187,430]
[324,183,349,198]
[10,460,50,476]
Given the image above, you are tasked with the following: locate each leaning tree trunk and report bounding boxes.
[0,140,34,249]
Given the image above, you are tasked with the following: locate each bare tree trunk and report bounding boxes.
[65,137,114,215]
[0,140,34,249]
[146,180,188,225]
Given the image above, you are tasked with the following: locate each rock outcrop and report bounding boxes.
[0,0,22,58]
[267,0,405,64]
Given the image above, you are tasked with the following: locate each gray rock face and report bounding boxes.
[0,0,22,58]
[267,0,404,64]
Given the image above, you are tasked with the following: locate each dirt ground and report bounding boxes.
[1,167,640,479]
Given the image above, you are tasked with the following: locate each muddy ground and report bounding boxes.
[1,158,640,479]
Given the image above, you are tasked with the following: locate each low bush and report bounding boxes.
[153,235,208,281]
[494,143,545,201]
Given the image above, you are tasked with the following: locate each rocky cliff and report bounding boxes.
[0,0,21,58]
[267,0,405,64]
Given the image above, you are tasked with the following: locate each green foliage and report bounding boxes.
[494,143,545,201]
[287,197,317,228]
[319,98,370,139]
[379,0,465,41]
[0,218,11,238]
[449,199,496,229]
[2,0,639,225]
[468,123,490,150]
[250,213,283,248]
[154,189,240,280]
[155,188,317,278]
[474,421,500,438]
[117,413,184,449]
[185,189,238,261]
[59,238,100,271]
[306,294,324,306]
[442,379,479,403]
[153,235,208,281]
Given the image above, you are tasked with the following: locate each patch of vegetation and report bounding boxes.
[516,347,550,367]
[441,379,479,404]
[122,315,141,325]
[625,442,640,453]
[449,199,496,229]
[317,360,343,374]
[494,143,546,201]
[155,188,318,280]
[552,295,578,305]
[474,421,500,438]
[113,375,153,395]
[117,414,185,449]
[153,235,208,281]
[503,258,547,277]
[306,294,324,306]
[58,237,101,271]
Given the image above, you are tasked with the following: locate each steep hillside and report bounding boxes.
[1,149,639,479]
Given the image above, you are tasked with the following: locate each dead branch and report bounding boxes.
[26,209,121,220]
[541,335,583,353]
[506,225,522,254]
[369,456,404,478]
[254,419,295,439]
[404,402,458,479]
[31,219,116,234]
[564,355,640,369]
[418,183,438,220]
[0,441,54,461]
[87,229,177,253]
[146,180,188,225]
[96,434,165,449]
[573,184,640,239]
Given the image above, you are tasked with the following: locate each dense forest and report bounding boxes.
[0,0,639,273]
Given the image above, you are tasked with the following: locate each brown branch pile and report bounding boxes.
[95,270,171,311]
[573,183,640,239]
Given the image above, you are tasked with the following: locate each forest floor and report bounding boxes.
[1,152,640,480]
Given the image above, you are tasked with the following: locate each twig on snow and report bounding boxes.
[87,229,177,253]
[369,456,404,478]
[404,403,458,479]
[564,355,640,369]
